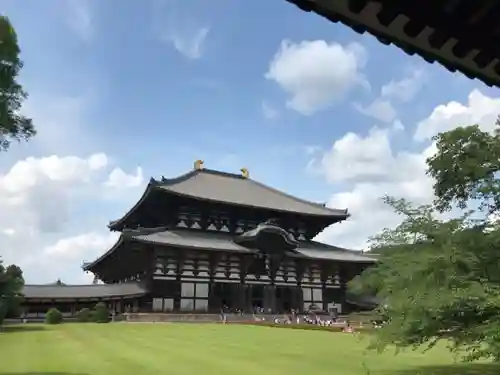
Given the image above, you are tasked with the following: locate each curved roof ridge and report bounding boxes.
[157,168,244,185]
[246,175,347,215]
[305,240,360,253]
[122,226,169,236]
[108,182,156,230]
[157,168,348,217]
[82,235,125,271]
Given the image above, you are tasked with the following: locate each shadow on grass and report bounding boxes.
[389,363,500,375]
[0,325,46,333]
[0,373,88,375]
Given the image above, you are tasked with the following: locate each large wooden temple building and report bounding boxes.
[21,161,376,317]
[286,0,500,88]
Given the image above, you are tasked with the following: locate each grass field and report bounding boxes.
[0,323,499,375]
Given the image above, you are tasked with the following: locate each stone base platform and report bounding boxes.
[122,312,291,323]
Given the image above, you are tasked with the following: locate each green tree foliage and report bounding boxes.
[349,120,500,362]
[427,120,500,214]
[45,307,63,324]
[0,15,35,151]
[0,260,24,326]
[92,302,109,323]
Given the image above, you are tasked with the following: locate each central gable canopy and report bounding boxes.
[235,222,300,254]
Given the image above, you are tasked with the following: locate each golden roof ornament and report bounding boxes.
[194,160,204,170]
[240,167,249,178]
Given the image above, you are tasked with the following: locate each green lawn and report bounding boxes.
[0,323,498,375]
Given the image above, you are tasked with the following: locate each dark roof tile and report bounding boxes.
[22,282,147,300]
[155,169,347,217]
[133,229,376,263]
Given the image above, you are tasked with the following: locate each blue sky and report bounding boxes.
[1,0,499,283]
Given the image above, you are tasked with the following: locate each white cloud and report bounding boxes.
[381,69,426,103]
[44,232,118,262]
[105,166,144,189]
[0,153,109,234]
[354,99,397,123]
[2,228,15,236]
[63,0,94,41]
[1,153,108,194]
[262,101,279,120]
[414,89,500,141]
[316,127,434,186]
[0,153,142,283]
[315,132,435,249]
[265,40,368,115]
[355,69,426,123]
[317,88,498,250]
[163,27,210,60]
[392,119,405,132]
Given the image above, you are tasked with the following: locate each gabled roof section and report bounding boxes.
[85,227,376,269]
[22,282,147,300]
[155,168,348,217]
[109,168,348,231]
[296,241,377,263]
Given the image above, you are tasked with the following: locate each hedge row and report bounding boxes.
[44,302,111,325]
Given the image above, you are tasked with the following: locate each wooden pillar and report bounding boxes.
[338,264,348,314]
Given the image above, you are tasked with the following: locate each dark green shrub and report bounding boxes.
[45,308,63,324]
[92,302,109,323]
[76,308,92,322]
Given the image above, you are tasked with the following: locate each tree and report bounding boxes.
[45,307,63,324]
[349,119,500,362]
[0,15,35,151]
[427,120,500,214]
[92,302,109,323]
[0,259,25,326]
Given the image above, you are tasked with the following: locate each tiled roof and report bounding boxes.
[22,282,147,300]
[85,228,376,270]
[155,169,348,217]
[134,228,255,253]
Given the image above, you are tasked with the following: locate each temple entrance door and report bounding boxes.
[276,286,294,313]
[251,285,264,310]
[209,282,237,311]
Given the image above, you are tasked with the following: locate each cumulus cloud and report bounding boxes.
[44,232,118,262]
[354,99,397,124]
[266,40,368,115]
[381,69,426,103]
[316,89,495,250]
[355,69,426,123]
[315,132,435,250]
[414,89,500,141]
[0,153,109,233]
[0,153,143,283]
[105,166,144,189]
